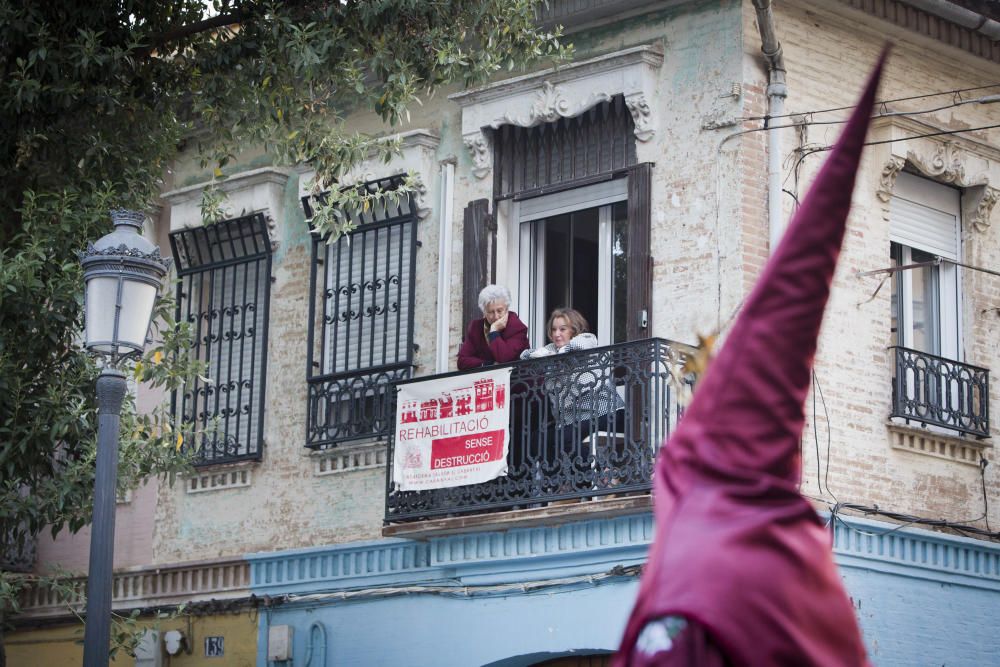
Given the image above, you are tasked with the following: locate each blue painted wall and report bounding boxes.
[249,514,1000,666]
[833,516,1000,667]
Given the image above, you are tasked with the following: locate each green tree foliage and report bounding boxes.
[0,0,567,644]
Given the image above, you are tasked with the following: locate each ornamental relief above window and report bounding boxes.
[873,118,999,233]
[450,44,664,180]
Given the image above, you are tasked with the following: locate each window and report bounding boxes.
[305,175,418,449]
[170,213,273,465]
[516,181,629,346]
[486,95,651,345]
[889,172,961,359]
[888,172,987,438]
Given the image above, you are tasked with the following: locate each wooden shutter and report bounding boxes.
[626,162,652,341]
[462,199,494,333]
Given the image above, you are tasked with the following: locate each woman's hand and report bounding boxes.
[490,312,509,333]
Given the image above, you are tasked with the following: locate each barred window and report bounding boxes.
[305,174,418,449]
[169,213,273,465]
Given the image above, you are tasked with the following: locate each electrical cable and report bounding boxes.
[788,122,1000,177]
[304,621,328,667]
[738,82,1000,122]
[267,564,643,608]
[814,370,837,504]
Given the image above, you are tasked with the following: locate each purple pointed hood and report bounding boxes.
[615,49,888,666]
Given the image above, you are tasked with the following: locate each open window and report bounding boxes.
[516,180,629,346]
[479,95,651,346]
[890,172,961,359]
[887,172,987,437]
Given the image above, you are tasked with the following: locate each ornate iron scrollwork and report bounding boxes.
[385,338,692,522]
[890,346,989,438]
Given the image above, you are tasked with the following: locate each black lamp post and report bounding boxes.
[79,209,170,667]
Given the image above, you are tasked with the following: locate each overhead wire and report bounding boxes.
[266,564,644,608]
[738,82,1000,123]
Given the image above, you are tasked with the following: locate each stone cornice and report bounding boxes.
[872,115,1000,164]
[17,556,250,619]
[449,44,663,112]
[161,166,293,205]
[870,116,1000,232]
[297,129,440,221]
[450,44,663,178]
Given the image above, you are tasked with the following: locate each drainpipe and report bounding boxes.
[901,0,1000,40]
[752,0,788,250]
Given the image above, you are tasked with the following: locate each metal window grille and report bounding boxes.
[305,174,419,449]
[170,213,273,465]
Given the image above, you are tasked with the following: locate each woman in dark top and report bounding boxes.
[457,285,529,370]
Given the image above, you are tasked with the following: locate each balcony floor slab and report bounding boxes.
[382,493,652,539]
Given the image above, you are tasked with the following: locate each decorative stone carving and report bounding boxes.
[876,157,906,202]
[625,94,654,142]
[495,81,612,128]
[965,185,998,232]
[877,140,995,233]
[907,141,978,186]
[464,133,492,180]
[412,175,431,220]
[265,214,278,249]
[451,44,664,177]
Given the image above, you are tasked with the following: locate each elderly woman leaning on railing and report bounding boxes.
[521,307,625,491]
[457,284,530,371]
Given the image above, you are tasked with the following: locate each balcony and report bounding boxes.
[890,346,990,438]
[385,338,693,524]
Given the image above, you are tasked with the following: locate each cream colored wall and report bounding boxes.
[144,0,1000,567]
[149,1,750,564]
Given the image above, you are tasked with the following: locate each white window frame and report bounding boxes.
[890,172,962,360]
[500,179,628,348]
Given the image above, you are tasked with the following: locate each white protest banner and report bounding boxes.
[392,367,512,491]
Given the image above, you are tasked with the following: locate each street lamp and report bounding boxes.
[79,209,170,667]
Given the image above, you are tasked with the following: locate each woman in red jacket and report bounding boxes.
[457,285,529,370]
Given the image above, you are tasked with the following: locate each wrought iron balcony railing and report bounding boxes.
[890,346,990,438]
[385,338,693,523]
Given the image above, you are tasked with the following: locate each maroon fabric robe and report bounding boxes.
[615,50,888,667]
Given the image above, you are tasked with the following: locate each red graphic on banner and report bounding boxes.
[431,430,505,470]
[496,384,505,409]
[400,400,419,424]
[420,399,438,421]
[455,391,473,416]
[474,378,494,412]
[438,394,454,418]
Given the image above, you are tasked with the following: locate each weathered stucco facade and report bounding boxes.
[148,0,1000,563]
[20,1,1000,664]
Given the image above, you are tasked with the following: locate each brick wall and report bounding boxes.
[766,0,1000,528]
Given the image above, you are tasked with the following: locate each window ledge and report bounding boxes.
[382,493,651,539]
[310,442,387,476]
[887,421,991,466]
[185,459,258,494]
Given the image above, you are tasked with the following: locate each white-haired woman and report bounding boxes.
[457,284,530,370]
